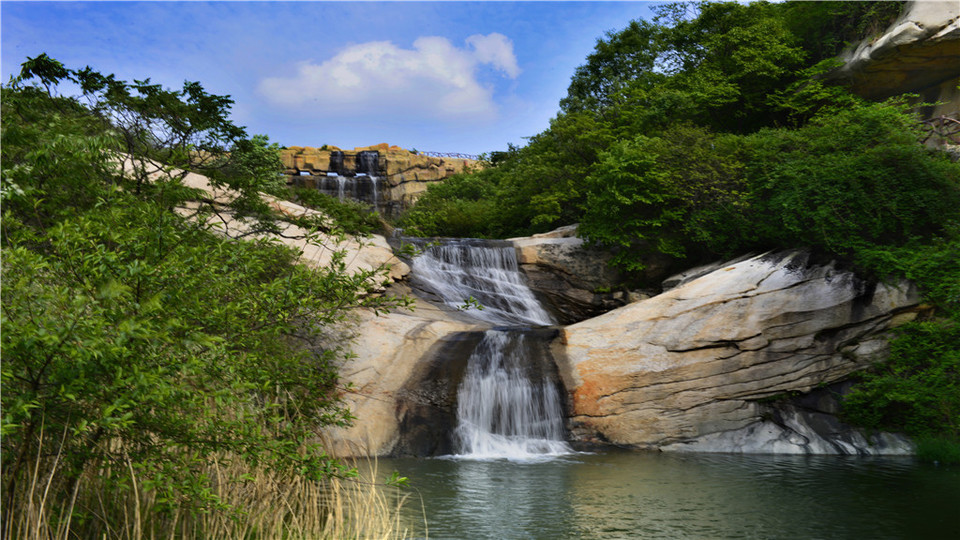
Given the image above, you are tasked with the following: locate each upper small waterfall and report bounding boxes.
[410,239,555,327]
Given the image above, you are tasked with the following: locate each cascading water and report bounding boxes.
[454,331,572,458]
[411,239,554,327]
[409,239,573,459]
[304,150,382,211]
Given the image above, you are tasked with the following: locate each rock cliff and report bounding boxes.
[323,308,480,457]
[281,143,479,217]
[554,250,923,451]
[509,225,671,324]
[832,1,959,119]
[509,225,627,323]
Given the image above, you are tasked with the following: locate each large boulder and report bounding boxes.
[554,250,924,451]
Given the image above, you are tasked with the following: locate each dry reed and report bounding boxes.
[4,448,422,540]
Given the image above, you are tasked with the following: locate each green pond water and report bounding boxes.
[382,451,960,539]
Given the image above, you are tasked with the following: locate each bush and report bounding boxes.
[290,187,384,236]
[915,436,960,465]
[2,56,405,534]
[579,124,747,272]
[841,319,960,440]
[743,102,960,255]
[396,171,499,237]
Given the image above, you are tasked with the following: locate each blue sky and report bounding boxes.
[2,1,657,155]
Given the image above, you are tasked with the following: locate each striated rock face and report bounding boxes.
[832,1,959,117]
[661,382,915,455]
[554,250,923,451]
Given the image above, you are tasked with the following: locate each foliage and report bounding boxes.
[211,133,289,220]
[841,319,960,441]
[289,187,384,236]
[578,101,960,274]
[397,167,500,238]
[579,124,747,271]
[397,111,613,238]
[559,19,665,116]
[399,1,909,241]
[840,232,960,448]
[20,53,246,190]
[1,56,405,534]
[781,1,905,64]
[742,102,960,256]
[915,436,960,465]
[655,1,808,132]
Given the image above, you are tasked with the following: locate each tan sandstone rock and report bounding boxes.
[509,225,626,323]
[325,309,479,456]
[554,250,922,449]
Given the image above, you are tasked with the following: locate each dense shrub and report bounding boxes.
[290,187,385,236]
[1,56,404,534]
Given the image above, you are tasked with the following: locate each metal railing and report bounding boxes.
[413,151,480,160]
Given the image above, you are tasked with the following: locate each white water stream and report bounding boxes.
[411,240,554,327]
[454,330,572,459]
[411,239,572,459]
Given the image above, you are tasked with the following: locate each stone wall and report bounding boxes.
[281,143,479,217]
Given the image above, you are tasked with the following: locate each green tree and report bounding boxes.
[579,124,746,273]
[743,102,960,255]
[1,56,403,533]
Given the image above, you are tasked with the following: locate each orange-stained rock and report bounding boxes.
[554,251,922,449]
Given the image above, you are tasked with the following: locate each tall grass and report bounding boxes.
[4,446,420,539]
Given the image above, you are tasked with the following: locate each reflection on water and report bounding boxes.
[382,451,960,539]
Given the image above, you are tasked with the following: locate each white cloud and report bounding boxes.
[466,33,520,78]
[257,33,519,122]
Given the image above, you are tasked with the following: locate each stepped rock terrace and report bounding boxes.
[281,143,480,217]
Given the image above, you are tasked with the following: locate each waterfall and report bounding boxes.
[300,151,383,213]
[411,239,554,326]
[356,150,380,175]
[454,330,572,458]
[409,238,571,459]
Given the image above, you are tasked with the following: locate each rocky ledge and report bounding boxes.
[831,1,959,117]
